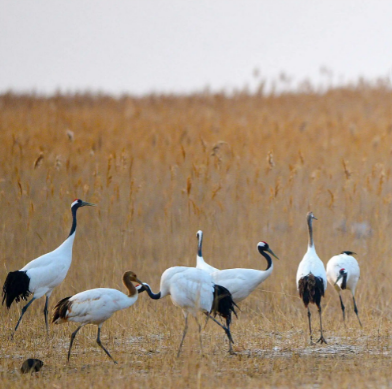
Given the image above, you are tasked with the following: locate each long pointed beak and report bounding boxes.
[313,216,318,220]
[267,247,279,260]
[81,201,96,207]
[335,274,343,285]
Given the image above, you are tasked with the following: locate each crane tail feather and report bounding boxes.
[52,296,73,324]
[298,274,324,308]
[2,271,31,309]
[211,284,239,327]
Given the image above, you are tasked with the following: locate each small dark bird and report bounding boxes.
[20,359,44,374]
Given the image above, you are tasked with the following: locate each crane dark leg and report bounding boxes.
[307,307,314,345]
[177,315,188,357]
[339,293,346,323]
[316,305,327,344]
[205,312,234,345]
[43,296,49,333]
[13,298,36,334]
[195,316,203,356]
[96,326,117,364]
[68,325,83,362]
[226,321,235,354]
[352,295,363,327]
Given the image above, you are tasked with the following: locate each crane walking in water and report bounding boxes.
[326,251,362,327]
[53,271,143,363]
[296,212,327,344]
[2,199,95,335]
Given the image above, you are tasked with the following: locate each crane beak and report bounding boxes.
[80,201,96,207]
[267,247,279,260]
[335,274,343,285]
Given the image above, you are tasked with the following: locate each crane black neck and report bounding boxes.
[198,234,203,257]
[257,246,272,271]
[307,216,314,248]
[141,284,161,300]
[68,205,79,237]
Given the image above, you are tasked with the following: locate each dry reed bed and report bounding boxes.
[0,86,392,388]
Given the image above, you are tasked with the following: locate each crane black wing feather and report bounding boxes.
[2,271,31,309]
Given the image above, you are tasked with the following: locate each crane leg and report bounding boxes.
[352,295,362,328]
[307,307,314,345]
[226,321,235,355]
[195,316,203,356]
[13,298,36,334]
[43,296,49,333]
[205,312,234,345]
[339,293,346,323]
[68,325,83,362]
[177,315,188,358]
[316,305,327,344]
[96,326,117,364]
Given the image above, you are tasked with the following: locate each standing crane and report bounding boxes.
[52,271,143,363]
[2,199,95,335]
[195,230,219,273]
[137,267,237,356]
[326,251,362,327]
[296,211,327,344]
[210,242,279,303]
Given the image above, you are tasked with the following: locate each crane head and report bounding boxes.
[71,199,96,209]
[124,271,144,286]
[307,211,317,220]
[257,241,279,259]
[335,268,347,285]
[341,251,356,256]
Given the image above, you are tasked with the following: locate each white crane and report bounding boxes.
[137,267,237,356]
[211,241,279,303]
[326,251,362,327]
[2,199,95,335]
[52,271,143,364]
[195,230,219,273]
[296,211,327,344]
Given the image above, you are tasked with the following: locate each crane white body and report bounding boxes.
[138,266,236,355]
[296,245,327,293]
[326,253,360,294]
[326,251,362,326]
[211,242,278,303]
[54,287,139,325]
[159,267,214,315]
[53,271,142,363]
[22,234,76,299]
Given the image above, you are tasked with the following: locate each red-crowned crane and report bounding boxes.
[326,251,362,327]
[53,271,143,364]
[137,267,237,356]
[2,199,95,335]
[210,241,279,303]
[296,211,327,344]
[195,231,279,304]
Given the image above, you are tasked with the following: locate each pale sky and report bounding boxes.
[1,1,392,95]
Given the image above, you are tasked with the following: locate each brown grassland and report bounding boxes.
[1,84,392,388]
